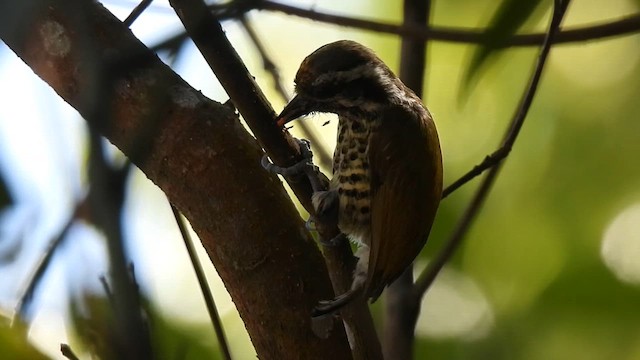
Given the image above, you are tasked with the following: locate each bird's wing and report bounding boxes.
[365,105,443,299]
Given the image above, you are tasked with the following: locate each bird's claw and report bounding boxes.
[261,154,313,177]
[262,138,330,194]
[312,288,361,318]
[305,218,317,232]
[319,232,346,247]
[295,138,313,160]
[261,138,317,177]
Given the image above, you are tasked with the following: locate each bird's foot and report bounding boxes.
[312,287,363,318]
[306,216,345,246]
[308,190,344,246]
[310,189,338,222]
[318,232,347,247]
[261,138,328,192]
[261,139,314,177]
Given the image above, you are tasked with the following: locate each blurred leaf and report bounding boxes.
[0,316,50,360]
[462,0,547,91]
[149,308,221,360]
[69,292,220,360]
[69,293,118,359]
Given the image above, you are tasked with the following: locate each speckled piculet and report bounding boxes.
[276,40,443,315]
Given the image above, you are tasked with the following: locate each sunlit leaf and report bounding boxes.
[69,292,220,360]
[0,316,50,360]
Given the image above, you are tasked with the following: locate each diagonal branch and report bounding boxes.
[60,344,80,360]
[442,143,508,199]
[167,0,381,358]
[123,0,153,27]
[13,0,155,328]
[0,0,350,358]
[14,207,77,321]
[238,16,333,169]
[413,0,572,299]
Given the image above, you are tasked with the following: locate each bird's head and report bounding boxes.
[276,40,402,127]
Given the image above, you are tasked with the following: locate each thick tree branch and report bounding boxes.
[167,0,382,358]
[256,0,639,46]
[413,0,572,299]
[0,0,350,358]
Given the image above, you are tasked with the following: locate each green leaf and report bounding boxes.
[462,0,548,91]
[0,317,51,360]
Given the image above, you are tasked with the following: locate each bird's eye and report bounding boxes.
[310,81,340,99]
[343,78,388,103]
[341,85,363,100]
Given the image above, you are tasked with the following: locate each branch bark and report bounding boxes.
[0,0,352,358]
[166,0,381,358]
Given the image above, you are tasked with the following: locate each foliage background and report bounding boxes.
[0,0,639,359]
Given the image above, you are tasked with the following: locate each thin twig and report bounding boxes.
[151,4,640,57]
[163,42,233,360]
[99,275,115,305]
[124,0,154,27]
[441,145,508,199]
[13,207,78,323]
[239,16,333,169]
[256,0,638,46]
[60,343,80,360]
[413,0,572,299]
[170,205,233,360]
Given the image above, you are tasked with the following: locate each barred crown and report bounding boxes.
[293,40,413,114]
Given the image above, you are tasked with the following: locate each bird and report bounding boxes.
[275,40,443,316]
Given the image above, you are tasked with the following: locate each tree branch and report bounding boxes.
[413,0,572,299]
[0,0,350,358]
[256,0,639,46]
[123,0,153,27]
[383,0,429,358]
[238,16,333,169]
[87,129,152,359]
[166,0,382,357]
[171,206,232,360]
[14,207,76,321]
[60,344,80,360]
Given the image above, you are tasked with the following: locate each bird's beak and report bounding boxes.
[276,94,311,128]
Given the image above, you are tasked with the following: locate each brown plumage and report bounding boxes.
[276,40,442,314]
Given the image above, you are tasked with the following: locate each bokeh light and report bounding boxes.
[601,202,640,284]
[416,264,494,340]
